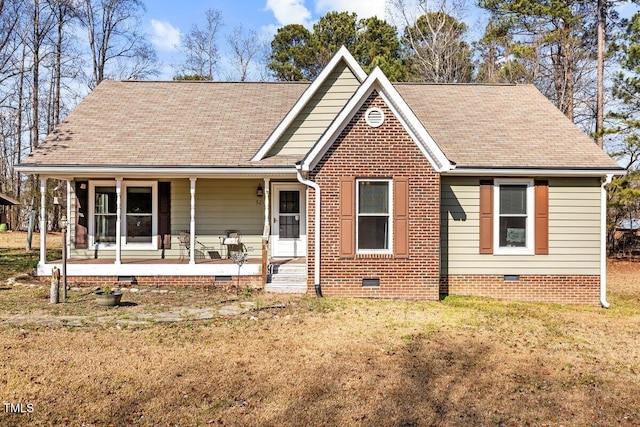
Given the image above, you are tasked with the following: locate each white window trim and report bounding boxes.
[122,181,158,249]
[493,178,534,255]
[89,180,116,249]
[89,180,158,250]
[356,178,393,254]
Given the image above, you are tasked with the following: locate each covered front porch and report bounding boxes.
[34,172,309,290]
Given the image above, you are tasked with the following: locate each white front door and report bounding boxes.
[271,183,306,257]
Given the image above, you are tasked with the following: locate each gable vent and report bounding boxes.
[365,107,384,128]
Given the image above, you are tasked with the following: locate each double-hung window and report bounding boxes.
[494,179,534,254]
[125,187,153,243]
[90,181,157,248]
[94,186,117,244]
[357,179,392,252]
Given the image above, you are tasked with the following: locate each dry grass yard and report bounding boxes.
[1,232,639,426]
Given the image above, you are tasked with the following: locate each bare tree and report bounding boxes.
[49,0,76,130]
[27,1,56,151]
[178,8,223,80]
[75,0,157,87]
[391,0,475,82]
[596,0,606,149]
[0,0,23,87]
[226,24,264,81]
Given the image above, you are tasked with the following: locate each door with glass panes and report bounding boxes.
[271,183,306,257]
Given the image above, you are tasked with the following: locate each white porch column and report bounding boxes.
[263,178,270,232]
[115,178,123,265]
[189,177,197,265]
[39,177,47,266]
[66,180,71,259]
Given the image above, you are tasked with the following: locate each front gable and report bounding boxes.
[308,89,443,298]
[252,46,367,161]
[300,67,454,173]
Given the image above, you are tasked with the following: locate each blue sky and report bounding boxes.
[142,0,486,79]
[137,0,638,80]
[143,0,390,78]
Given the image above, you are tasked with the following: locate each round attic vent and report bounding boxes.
[365,107,384,128]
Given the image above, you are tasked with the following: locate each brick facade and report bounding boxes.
[440,275,601,305]
[308,91,441,299]
[39,275,262,290]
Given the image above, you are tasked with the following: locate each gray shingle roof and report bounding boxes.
[20,79,619,171]
[395,83,618,169]
[21,80,308,168]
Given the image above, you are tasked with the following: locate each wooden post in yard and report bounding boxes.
[50,267,60,304]
[261,239,268,288]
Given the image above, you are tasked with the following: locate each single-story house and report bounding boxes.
[16,47,623,305]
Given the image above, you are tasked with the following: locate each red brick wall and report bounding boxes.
[39,275,262,289]
[440,275,601,305]
[308,91,441,299]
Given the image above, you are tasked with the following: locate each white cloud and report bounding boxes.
[314,0,387,19]
[265,0,312,26]
[150,19,181,51]
[261,24,281,38]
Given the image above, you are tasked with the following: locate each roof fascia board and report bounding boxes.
[14,165,297,179]
[301,67,454,173]
[251,45,367,161]
[0,193,20,205]
[446,168,624,177]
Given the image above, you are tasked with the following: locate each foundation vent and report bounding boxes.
[362,278,380,287]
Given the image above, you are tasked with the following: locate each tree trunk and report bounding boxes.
[54,0,63,127]
[16,45,25,209]
[596,0,605,149]
[31,0,40,152]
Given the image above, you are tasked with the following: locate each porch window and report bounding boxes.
[357,179,392,252]
[90,181,157,248]
[126,187,152,243]
[94,186,116,243]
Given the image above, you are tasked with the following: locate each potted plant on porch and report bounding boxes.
[95,286,123,307]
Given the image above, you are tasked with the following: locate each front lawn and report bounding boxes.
[1,232,638,426]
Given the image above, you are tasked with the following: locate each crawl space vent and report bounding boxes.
[362,278,380,287]
[365,107,384,128]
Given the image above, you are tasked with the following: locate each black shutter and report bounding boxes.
[75,181,88,249]
[479,179,493,254]
[158,182,171,250]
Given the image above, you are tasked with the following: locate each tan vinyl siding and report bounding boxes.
[70,178,269,259]
[268,60,360,157]
[441,177,602,275]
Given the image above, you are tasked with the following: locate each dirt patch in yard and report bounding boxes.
[1,233,639,426]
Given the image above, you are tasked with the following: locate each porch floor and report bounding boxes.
[48,257,306,266]
[50,258,263,265]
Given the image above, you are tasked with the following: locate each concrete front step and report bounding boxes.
[269,274,308,283]
[265,283,307,293]
[267,261,308,293]
[270,265,307,274]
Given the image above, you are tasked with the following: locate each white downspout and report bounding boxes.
[296,166,322,297]
[601,174,614,308]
